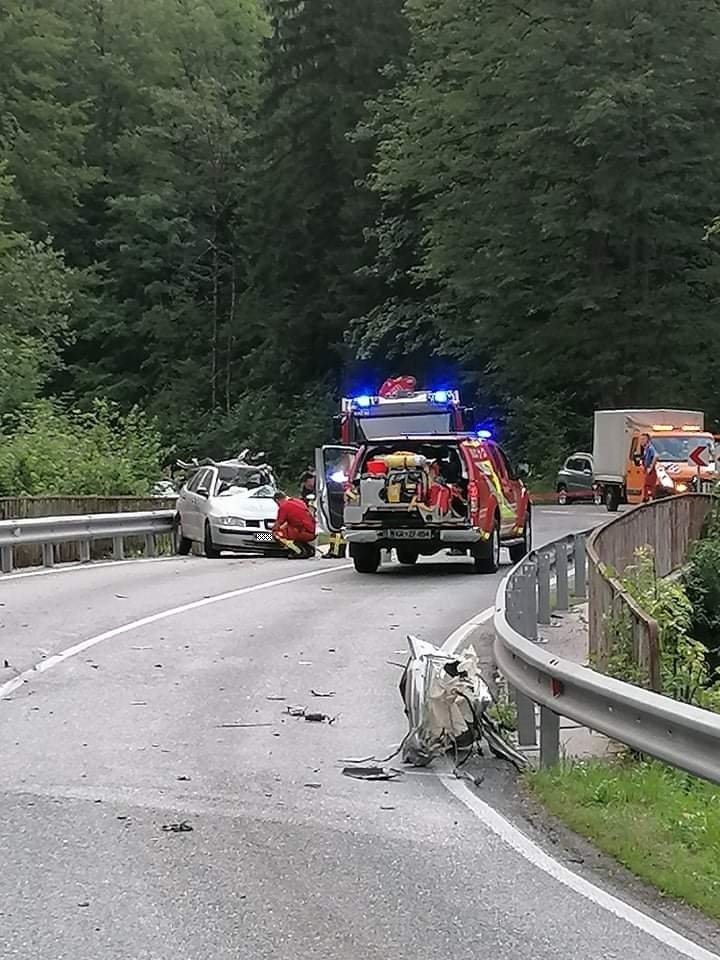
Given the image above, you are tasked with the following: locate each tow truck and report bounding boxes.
[315,378,531,574]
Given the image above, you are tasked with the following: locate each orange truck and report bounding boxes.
[593,409,716,512]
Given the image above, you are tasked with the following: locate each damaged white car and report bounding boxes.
[175,455,285,558]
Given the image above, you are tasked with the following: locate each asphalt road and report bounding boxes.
[0,505,715,960]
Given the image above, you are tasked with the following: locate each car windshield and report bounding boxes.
[216,465,275,494]
[651,436,714,462]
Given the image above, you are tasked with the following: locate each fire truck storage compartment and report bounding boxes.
[355,441,468,521]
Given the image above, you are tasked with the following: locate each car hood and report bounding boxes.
[209,490,277,519]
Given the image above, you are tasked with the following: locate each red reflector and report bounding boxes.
[551,678,563,698]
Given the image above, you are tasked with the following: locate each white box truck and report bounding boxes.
[593,409,713,511]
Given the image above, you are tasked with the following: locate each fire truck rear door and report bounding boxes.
[314,445,357,534]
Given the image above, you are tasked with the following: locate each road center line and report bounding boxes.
[0,563,351,701]
[437,607,719,960]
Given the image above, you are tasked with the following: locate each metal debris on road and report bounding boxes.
[161,821,193,833]
[399,634,528,770]
[341,766,401,782]
[265,695,286,701]
[285,706,306,717]
[310,690,335,698]
[304,783,322,789]
[176,775,192,782]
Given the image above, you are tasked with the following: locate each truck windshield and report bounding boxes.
[359,413,452,440]
[651,436,714,462]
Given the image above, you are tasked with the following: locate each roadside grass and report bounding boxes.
[529,757,720,920]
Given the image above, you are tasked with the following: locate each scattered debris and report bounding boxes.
[217,722,273,729]
[3,660,9,669]
[284,706,306,718]
[304,712,335,724]
[78,901,90,908]
[162,821,193,833]
[320,587,333,592]
[342,766,401,782]
[310,690,335,699]
[298,661,313,666]
[130,701,147,706]
[379,805,396,811]
[304,783,322,789]
[154,664,163,669]
[131,646,152,651]
[399,634,528,770]
[176,775,192,782]
[327,648,336,653]
[115,594,128,599]
[265,696,286,702]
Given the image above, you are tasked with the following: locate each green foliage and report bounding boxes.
[530,758,720,920]
[608,547,720,710]
[0,400,165,497]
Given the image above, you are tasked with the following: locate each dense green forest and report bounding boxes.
[2,0,720,493]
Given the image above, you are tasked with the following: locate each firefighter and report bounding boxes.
[272,491,316,558]
[299,466,316,504]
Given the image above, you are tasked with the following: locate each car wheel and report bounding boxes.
[508,512,531,565]
[396,545,419,565]
[351,543,381,574]
[175,519,192,556]
[203,522,221,559]
[605,486,620,513]
[557,485,568,506]
[473,518,500,574]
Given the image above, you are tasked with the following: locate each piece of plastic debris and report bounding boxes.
[217,722,273,728]
[162,821,193,833]
[341,766,401,781]
[298,661,313,666]
[266,696,286,701]
[311,690,335,698]
[285,706,306,717]
[130,701,147,706]
[177,775,191,782]
[304,783,322,789]
[304,712,334,723]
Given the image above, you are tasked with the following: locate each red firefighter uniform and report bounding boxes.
[273,497,316,546]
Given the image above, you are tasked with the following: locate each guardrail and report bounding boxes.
[0,511,176,573]
[494,497,720,784]
[587,495,714,690]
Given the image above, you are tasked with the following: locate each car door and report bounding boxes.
[574,456,594,498]
[487,444,521,534]
[565,457,587,497]
[195,468,218,534]
[180,468,211,539]
[314,445,358,534]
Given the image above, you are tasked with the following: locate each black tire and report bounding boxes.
[203,522,221,559]
[396,545,419,565]
[605,486,621,513]
[175,519,192,556]
[557,484,568,506]
[351,543,381,574]
[508,512,531,565]
[473,517,501,574]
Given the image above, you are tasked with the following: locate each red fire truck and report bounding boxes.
[316,378,531,574]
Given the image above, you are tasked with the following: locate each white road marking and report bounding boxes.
[439,607,719,960]
[0,564,351,701]
[441,777,719,960]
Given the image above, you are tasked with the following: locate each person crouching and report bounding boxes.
[272,491,316,558]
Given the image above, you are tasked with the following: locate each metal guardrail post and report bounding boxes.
[514,687,538,747]
[113,536,125,561]
[145,534,156,558]
[537,552,551,625]
[1,545,13,574]
[79,540,91,563]
[522,563,538,641]
[574,534,586,599]
[42,543,54,568]
[555,541,569,610]
[540,706,560,767]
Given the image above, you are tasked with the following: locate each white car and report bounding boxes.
[175,460,282,557]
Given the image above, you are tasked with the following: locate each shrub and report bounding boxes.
[0,399,165,496]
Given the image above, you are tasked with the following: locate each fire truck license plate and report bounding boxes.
[387,529,433,540]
